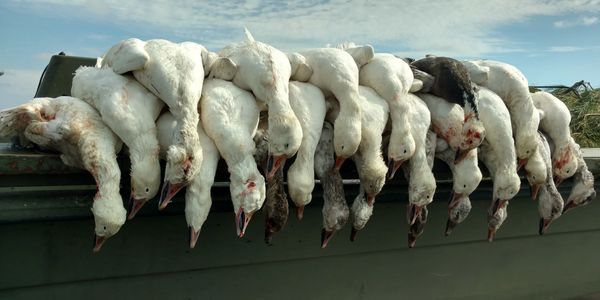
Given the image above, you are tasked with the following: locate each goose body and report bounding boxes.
[101,38,211,204]
[464,60,540,164]
[476,86,521,241]
[0,97,124,251]
[210,30,302,177]
[531,91,578,183]
[286,81,327,219]
[200,79,265,237]
[156,112,220,248]
[292,48,363,167]
[71,66,164,218]
[355,53,416,168]
[316,122,349,248]
[535,132,564,234]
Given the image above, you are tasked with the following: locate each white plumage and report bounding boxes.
[0,97,124,252]
[200,79,265,238]
[71,66,165,219]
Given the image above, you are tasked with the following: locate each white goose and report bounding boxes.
[524,145,547,201]
[156,112,220,248]
[286,81,327,220]
[463,60,540,167]
[531,91,578,184]
[349,52,416,174]
[0,97,124,252]
[289,47,363,170]
[419,93,482,163]
[535,132,564,235]
[316,122,349,248]
[476,86,521,241]
[71,66,164,219]
[209,29,302,179]
[401,94,436,234]
[563,144,596,213]
[200,79,265,238]
[101,38,210,205]
[435,139,482,234]
[344,86,389,240]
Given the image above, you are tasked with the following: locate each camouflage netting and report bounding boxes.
[552,88,600,148]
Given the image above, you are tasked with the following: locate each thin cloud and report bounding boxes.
[8,0,600,57]
[554,15,598,28]
[0,69,42,109]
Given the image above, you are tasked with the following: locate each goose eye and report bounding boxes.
[403,149,407,154]
[103,226,107,230]
[145,187,150,193]
[463,184,466,188]
[566,170,570,174]
[284,143,289,148]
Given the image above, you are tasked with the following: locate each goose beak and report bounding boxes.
[445,219,458,236]
[128,196,147,220]
[235,208,254,238]
[158,181,185,210]
[266,154,287,181]
[387,158,405,180]
[350,227,360,242]
[408,204,423,226]
[189,227,201,249]
[93,235,107,253]
[408,232,418,248]
[367,193,376,206]
[296,205,305,221]
[454,149,469,164]
[554,176,563,187]
[448,192,462,210]
[530,184,541,201]
[538,218,553,235]
[517,159,527,172]
[487,227,497,242]
[334,156,347,171]
[321,228,335,248]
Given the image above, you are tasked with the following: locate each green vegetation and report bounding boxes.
[552,87,600,147]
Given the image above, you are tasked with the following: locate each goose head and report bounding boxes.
[287,167,314,220]
[333,114,362,170]
[359,159,388,205]
[563,167,595,213]
[457,118,485,162]
[537,185,564,235]
[552,145,578,185]
[515,126,539,166]
[266,112,302,179]
[487,202,508,242]
[451,149,482,199]
[158,145,198,210]
[387,135,416,178]
[350,189,373,242]
[230,167,266,238]
[128,148,161,219]
[407,170,436,226]
[321,189,349,248]
[524,150,547,200]
[490,171,521,216]
[445,194,472,236]
[91,194,126,252]
[408,205,429,248]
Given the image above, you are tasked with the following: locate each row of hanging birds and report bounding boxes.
[0,29,596,252]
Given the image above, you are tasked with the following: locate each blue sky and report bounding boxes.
[1,0,599,109]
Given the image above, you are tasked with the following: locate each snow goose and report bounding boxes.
[351,86,389,205]
[208,29,302,179]
[286,81,327,220]
[347,51,416,174]
[289,47,363,170]
[535,132,564,235]
[156,112,220,248]
[563,144,596,213]
[71,66,164,218]
[463,60,540,167]
[101,38,211,206]
[200,79,265,237]
[476,86,521,241]
[523,146,547,201]
[411,56,486,159]
[435,139,482,234]
[418,93,482,163]
[316,122,349,248]
[399,94,436,243]
[344,85,389,240]
[0,97,124,252]
[253,123,289,244]
[531,91,578,184]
